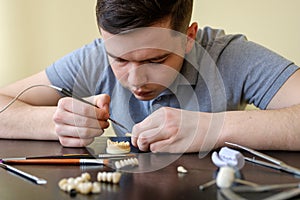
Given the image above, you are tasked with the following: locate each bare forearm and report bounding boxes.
[217,104,300,150]
[0,96,58,140]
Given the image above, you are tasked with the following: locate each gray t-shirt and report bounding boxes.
[45,27,299,135]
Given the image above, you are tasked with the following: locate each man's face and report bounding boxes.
[101,22,188,101]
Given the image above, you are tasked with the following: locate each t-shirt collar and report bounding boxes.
[157,52,199,97]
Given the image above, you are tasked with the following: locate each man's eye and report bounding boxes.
[114,58,128,64]
[149,58,167,64]
[115,58,126,62]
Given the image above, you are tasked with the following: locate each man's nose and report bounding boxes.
[127,62,148,88]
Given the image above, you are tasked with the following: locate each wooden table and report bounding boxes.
[0,137,300,200]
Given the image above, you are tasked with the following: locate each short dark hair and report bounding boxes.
[96,0,193,34]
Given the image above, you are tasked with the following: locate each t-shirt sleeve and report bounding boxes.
[45,39,111,97]
[217,37,299,109]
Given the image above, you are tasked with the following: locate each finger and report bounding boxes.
[135,128,171,152]
[58,97,109,120]
[131,123,149,148]
[55,123,104,139]
[133,107,171,135]
[72,113,110,129]
[53,108,110,129]
[149,133,191,153]
[94,94,110,113]
[131,109,170,149]
[149,138,174,153]
[131,124,138,147]
[131,118,161,148]
[131,113,161,139]
[58,136,95,147]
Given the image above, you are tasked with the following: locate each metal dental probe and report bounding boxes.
[0,162,47,185]
[226,142,300,176]
[50,85,131,133]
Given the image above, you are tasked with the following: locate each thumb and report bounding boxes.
[95,94,111,113]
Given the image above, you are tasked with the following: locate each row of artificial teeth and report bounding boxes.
[97,171,122,184]
[114,158,139,169]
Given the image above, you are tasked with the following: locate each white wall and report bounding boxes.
[1,0,299,86]
[192,0,300,67]
[0,0,99,86]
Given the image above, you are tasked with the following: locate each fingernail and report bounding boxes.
[105,113,110,120]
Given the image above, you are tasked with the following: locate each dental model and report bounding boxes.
[106,139,131,154]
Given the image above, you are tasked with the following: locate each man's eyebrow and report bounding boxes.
[106,51,119,59]
[105,51,171,62]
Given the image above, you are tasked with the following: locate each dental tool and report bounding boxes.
[225,142,300,176]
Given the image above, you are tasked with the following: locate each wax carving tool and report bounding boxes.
[50,85,131,133]
[0,162,47,185]
[225,142,300,176]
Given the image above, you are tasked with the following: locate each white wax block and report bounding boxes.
[216,166,235,188]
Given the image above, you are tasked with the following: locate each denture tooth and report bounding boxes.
[91,182,101,193]
[120,160,125,167]
[107,172,112,182]
[124,159,130,166]
[177,166,188,174]
[112,172,122,184]
[115,161,121,169]
[77,182,92,194]
[101,172,107,182]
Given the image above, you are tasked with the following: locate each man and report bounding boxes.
[0,0,299,153]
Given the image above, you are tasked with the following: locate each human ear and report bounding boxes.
[185,22,198,54]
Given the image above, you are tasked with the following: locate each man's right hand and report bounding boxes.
[53,94,111,147]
